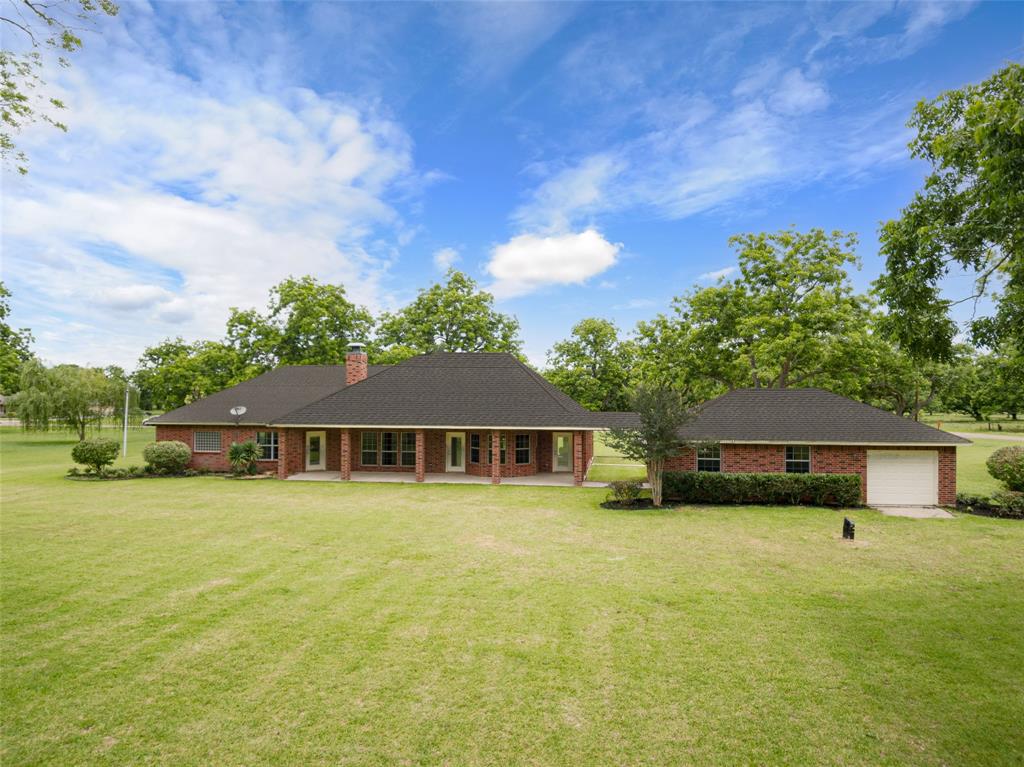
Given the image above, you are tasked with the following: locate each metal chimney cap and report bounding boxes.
[347,342,367,353]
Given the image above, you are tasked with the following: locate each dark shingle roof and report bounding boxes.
[276,352,621,428]
[145,365,385,426]
[676,388,969,445]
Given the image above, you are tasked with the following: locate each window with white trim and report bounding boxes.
[785,445,811,473]
[401,432,417,467]
[255,431,278,460]
[194,431,221,453]
[360,432,378,465]
[381,432,399,466]
[514,433,530,464]
[469,433,480,463]
[696,444,721,472]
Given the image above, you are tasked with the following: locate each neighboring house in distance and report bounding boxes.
[145,344,969,504]
[145,346,615,485]
[666,388,969,506]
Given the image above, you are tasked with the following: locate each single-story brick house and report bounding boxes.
[146,346,613,485]
[146,345,969,503]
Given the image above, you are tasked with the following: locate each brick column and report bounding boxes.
[490,430,501,485]
[572,431,584,486]
[340,428,351,480]
[415,429,425,482]
[277,430,289,479]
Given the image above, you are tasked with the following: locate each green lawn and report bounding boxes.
[923,411,1024,434]
[3,428,1024,766]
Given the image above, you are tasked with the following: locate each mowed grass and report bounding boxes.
[2,428,1024,766]
[923,411,1024,434]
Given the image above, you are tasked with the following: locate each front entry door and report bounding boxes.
[446,432,466,472]
[305,430,326,471]
[553,432,572,472]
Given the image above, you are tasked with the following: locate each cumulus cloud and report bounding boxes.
[2,4,419,367]
[486,229,622,299]
[432,247,460,271]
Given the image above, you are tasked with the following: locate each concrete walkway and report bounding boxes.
[950,431,1024,442]
[874,505,955,519]
[287,470,608,488]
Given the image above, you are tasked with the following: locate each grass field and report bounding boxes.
[3,427,1024,765]
[923,411,1024,434]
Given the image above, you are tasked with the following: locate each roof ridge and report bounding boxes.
[515,358,584,414]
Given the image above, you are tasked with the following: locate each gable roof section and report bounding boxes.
[276,352,616,428]
[677,388,969,445]
[145,364,386,426]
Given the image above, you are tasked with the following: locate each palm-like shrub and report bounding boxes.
[229,440,262,475]
[987,446,1024,491]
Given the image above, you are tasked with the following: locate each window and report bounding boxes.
[488,433,507,464]
[514,433,531,464]
[696,444,721,472]
[360,432,378,465]
[470,433,480,463]
[194,431,221,453]
[255,431,278,460]
[401,432,417,467]
[785,445,811,473]
[381,432,399,466]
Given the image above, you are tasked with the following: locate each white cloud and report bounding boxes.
[433,247,460,271]
[771,69,830,115]
[486,229,622,298]
[513,154,624,233]
[699,266,738,281]
[2,5,420,367]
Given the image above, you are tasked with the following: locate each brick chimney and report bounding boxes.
[345,342,368,385]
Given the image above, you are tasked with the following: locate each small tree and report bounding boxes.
[604,386,695,507]
[71,438,120,474]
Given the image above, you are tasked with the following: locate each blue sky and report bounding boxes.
[3,1,1022,368]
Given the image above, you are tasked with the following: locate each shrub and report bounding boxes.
[228,440,262,475]
[66,467,81,477]
[71,439,120,474]
[143,441,192,475]
[986,446,1024,491]
[663,471,861,507]
[607,480,643,506]
[957,490,1024,520]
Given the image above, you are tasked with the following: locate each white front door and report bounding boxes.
[867,450,938,506]
[553,432,573,472]
[305,430,327,471]
[446,432,466,472]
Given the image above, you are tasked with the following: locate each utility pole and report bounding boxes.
[122,382,130,458]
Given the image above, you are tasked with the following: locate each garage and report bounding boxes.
[867,450,938,506]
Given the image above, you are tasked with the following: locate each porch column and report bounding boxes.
[572,430,585,486]
[490,430,501,485]
[277,429,289,480]
[415,429,425,482]
[340,428,351,481]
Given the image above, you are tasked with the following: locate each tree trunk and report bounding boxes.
[77,422,86,441]
[647,458,664,507]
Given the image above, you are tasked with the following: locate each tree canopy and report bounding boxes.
[635,229,872,395]
[134,339,258,412]
[0,282,34,394]
[376,271,522,361]
[13,361,121,440]
[876,62,1024,361]
[544,318,634,411]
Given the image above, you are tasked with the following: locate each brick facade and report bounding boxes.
[666,442,957,505]
[154,425,279,473]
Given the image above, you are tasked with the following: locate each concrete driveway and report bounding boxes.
[875,506,954,519]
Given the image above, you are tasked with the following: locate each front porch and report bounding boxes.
[286,470,608,488]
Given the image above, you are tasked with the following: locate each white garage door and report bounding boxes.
[866,450,938,506]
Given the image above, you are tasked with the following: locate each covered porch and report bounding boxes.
[286,470,608,488]
[277,427,595,485]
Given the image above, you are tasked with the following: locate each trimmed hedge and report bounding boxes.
[957,491,1024,519]
[986,446,1024,491]
[663,471,861,507]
